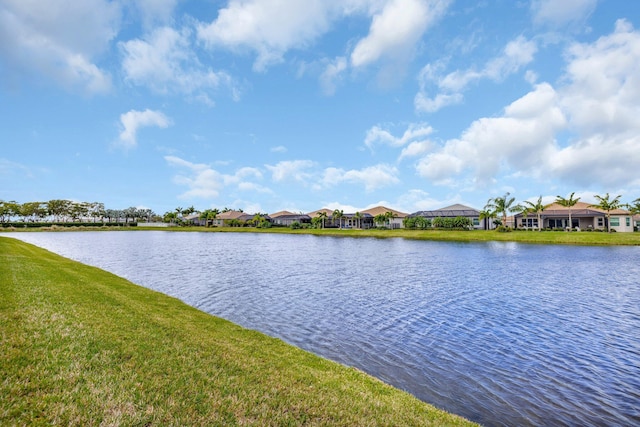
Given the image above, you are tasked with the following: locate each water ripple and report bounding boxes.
[5,231,640,427]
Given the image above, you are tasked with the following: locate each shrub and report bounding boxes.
[496,225,512,232]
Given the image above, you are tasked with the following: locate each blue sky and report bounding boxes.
[1,0,639,215]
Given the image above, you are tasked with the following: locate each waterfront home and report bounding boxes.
[270,211,312,227]
[410,204,491,230]
[514,201,634,232]
[361,206,408,229]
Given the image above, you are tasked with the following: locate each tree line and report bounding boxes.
[0,200,156,224]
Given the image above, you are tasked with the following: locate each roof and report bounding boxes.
[411,204,480,218]
[307,208,335,218]
[516,201,630,217]
[272,214,311,220]
[270,210,295,218]
[216,210,247,220]
[361,206,408,218]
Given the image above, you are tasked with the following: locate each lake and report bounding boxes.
[6,231,640,426]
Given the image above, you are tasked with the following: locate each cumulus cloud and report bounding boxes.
[0,0,119,93]
[197,0,336,72]
[130,0,178,28]
[414,20,640,190]
[120,26,235,102]
[165,156,267,199]
[415,36,537,112]
[531,0,597,28]
[350,0,449,68]
[320,56,348,95]
[321,164,400,192]
[117,109,172,149]
[265,160,316,183]
[365,122,433,149]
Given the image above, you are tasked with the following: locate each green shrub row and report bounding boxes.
[1,222,136,228]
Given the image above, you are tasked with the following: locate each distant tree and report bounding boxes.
[384,211,394,228]
[354,211,362,229]
[47,199,72,222]
[555,192,581,231]
[123,207,138,224]
[478,209,497,230]
[332,209,344,229]
[485,192,517,228]
[626,198,640,216]
[317,211,327,229]
[374,214,387,228]
[590,193,623,233]
[520,196,546,231]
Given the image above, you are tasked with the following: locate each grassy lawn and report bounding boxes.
[0,237,476,426]
[5,224,640,246]
[135,226,640,246]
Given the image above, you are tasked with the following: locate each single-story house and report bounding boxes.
[212,210,270,226]
[514,202,634,232]
[361,206,408,229]
[410,204,491,229]
[270,211,312,227]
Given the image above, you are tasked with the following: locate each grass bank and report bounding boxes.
[5,225,640,246]
[0,237,476,426]
[133,226,640,246]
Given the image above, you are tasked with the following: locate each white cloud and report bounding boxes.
[266,160,316,183]
[166,156,268,199]
[197,0,336,72]
[350,0,450,68]
[270,145,287,153]
[531,0,597,28]
[117,109,172,149]
[131,0,178,28]
[365,122,433,149]
[415,21,640,191]
[415,36,537,113]
[120,26,234,100]
[320,56,347,95]
[0,0,119,93]
[321,164,400,192]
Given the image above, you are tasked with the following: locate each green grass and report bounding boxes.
[0,237,476,426]
[127,226,640,246]
[5,224,640,246]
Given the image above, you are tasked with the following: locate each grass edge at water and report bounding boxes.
[0,236,477,426]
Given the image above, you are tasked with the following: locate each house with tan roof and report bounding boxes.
[514,201,634,232]
[269,210,311,227]
[410,204,491,230]
[361,206,408,229]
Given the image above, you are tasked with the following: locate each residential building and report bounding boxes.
[410,204,490,229]
[514,202,634,232]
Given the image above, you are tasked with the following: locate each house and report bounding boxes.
[410,204,490,229]
[361,206,408,229]
[514,201,634,232]
[211,210,263,227]
[270,211,312,227]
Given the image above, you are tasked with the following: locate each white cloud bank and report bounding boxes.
[414,19,640,189]
[0,0,119,93]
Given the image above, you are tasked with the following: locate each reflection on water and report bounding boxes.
[7,231,640,426]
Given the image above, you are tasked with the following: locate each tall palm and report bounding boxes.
[478,209,497,230]
[555,192,580,231]
[485,192,517,228]
[590,193,623,233]
[627,198,640,215]
[332,209,344,229]
[384,211,394,228]
[354,211,362,229]
[317,211,327,229]
[521,196,546,231]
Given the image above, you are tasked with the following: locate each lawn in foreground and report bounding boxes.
[0,237,476,426]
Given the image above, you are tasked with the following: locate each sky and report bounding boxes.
[1,0,639,216]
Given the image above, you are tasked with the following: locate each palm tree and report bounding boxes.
[520,196,546,231]
[590,193,623,233]
[384,211,394,229]
[478,209,497,230]
[555,192,581,231]
[627,198,640,215]
[485,192,517,228]
[332,209,344,229]
[354,211,362,229]
[317,211,327,229]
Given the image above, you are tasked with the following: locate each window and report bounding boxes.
[597,218,604,226]
[610,217,620,227]
[473,218,479,226]
[626,217,631,227]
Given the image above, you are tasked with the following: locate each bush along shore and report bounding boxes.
[0,237,477,426]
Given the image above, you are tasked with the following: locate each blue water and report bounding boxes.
[6,231,640,426]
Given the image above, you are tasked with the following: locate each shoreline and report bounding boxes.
[0,236,477,426]
[3,224,640,246]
